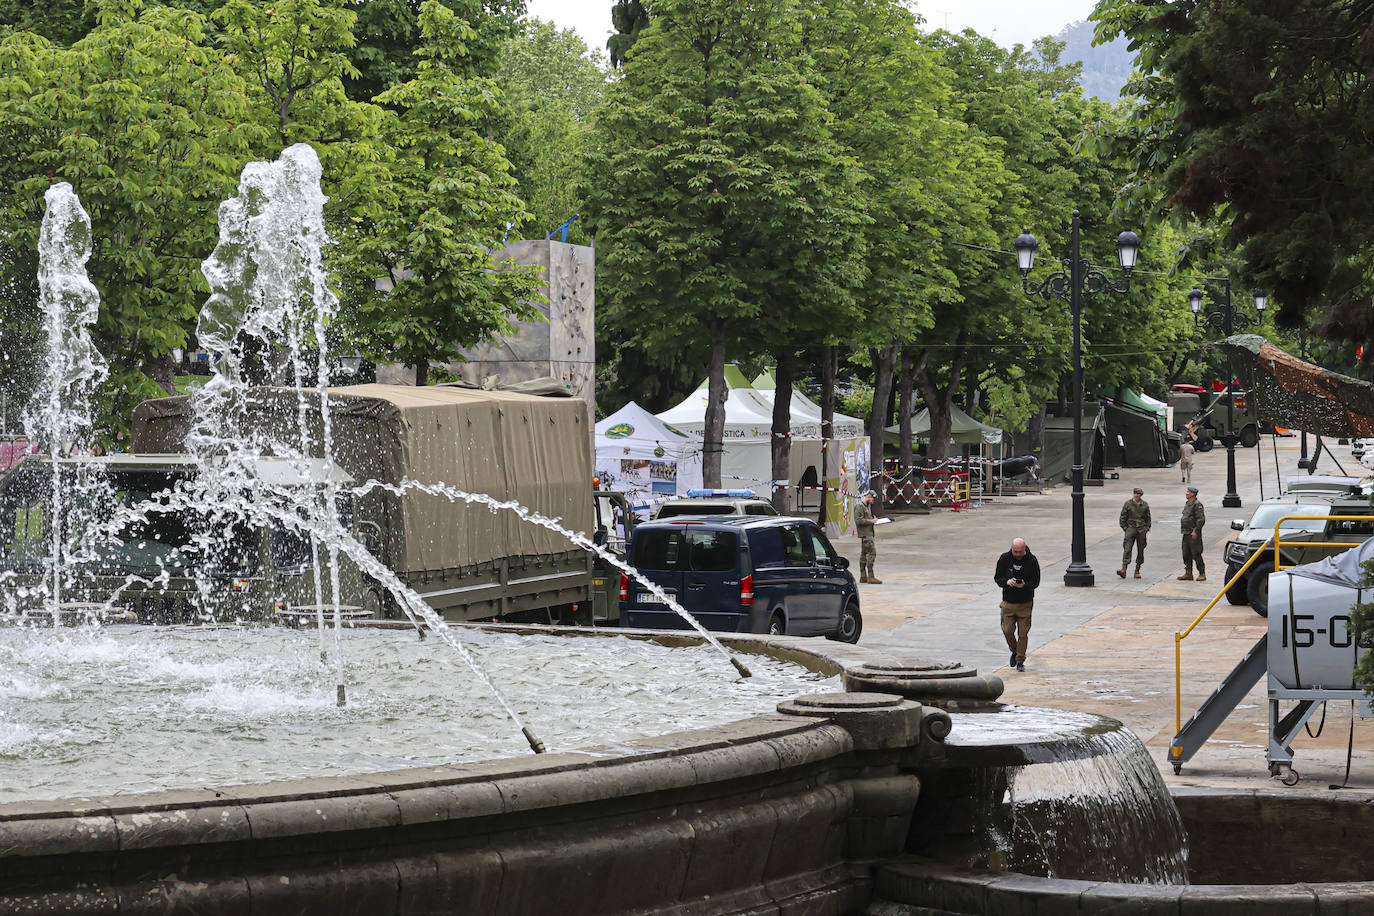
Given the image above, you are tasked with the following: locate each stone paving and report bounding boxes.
[835,435,1374,793]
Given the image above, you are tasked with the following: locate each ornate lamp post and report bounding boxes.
[1188,281,1266,508]
[1014,211,1140,588]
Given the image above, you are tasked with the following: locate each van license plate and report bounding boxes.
[637,592,667,604]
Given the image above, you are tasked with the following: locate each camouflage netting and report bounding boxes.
[1218,335,1374,437]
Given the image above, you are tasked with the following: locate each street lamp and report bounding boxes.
[1187,280,1265,508]
[1014,210,1139,588]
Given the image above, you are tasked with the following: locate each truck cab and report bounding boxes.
[0,454,361,623]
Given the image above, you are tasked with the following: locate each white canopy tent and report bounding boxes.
[751,371,866,439]
[595,401,703,513]
[658,367,867,533]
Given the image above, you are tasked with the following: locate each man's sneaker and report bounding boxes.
[1010,652,1017,667]
[1016,662,1026,672]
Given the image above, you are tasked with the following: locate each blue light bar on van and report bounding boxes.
[686,488,755,498]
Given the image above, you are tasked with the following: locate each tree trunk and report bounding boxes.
[769,358,794,513]
[819,345,837,524]
[868,344,898,511]
[702,325,727,488]
[1056,376,1069,416]
[914,344,964,463]
[897,350,916,474]
[414,361,429,387]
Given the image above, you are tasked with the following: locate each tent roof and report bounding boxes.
[751,371,865,438]
[596,401,700,459]
[657,377,775,439]
[885,404,1002,445]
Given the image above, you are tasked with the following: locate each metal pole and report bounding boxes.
[1065,210,1094,586]
[1221,280,1242,508]
[1297,332,1310,469]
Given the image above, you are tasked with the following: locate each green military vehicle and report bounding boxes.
[1221,475,1374,616]
[132,384,633,626]
[0,453,362,622]
[1170,389,1261,452]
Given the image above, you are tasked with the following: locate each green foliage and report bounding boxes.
[838,387,873,422]
[348,0,526,100]
[0,6,263,427]
[1094,0,1374,335]
[352,0,542,383]
[607,0,649,67]
[583,0,868,407]
[495,18,606,243]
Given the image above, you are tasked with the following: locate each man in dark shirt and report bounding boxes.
[994,537,1041,672]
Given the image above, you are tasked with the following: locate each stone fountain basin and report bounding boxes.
[874,789,1374,914]
[0,626,976,915]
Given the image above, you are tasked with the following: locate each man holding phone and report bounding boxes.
[994,537,1040,672]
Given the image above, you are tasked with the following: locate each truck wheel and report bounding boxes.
[829,600,863,644]
[1167,440,1182,464]
[1239,425,1259,448]
[768,612,786,636]
[1195,434,1215,452]
[1224,567,1249,605]
[1246,560,1274,617]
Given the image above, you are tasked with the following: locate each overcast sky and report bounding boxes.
[523,0,1103,58]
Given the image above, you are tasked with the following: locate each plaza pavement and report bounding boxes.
[835,434,1374,793]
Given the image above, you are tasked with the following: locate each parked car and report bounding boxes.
[1221,475,1374,616]
[1351,438,1374,461]
[620,515,861,642]
[652,488,778,519]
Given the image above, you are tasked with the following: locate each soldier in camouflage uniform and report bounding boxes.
[854,490,881,584]
[1117,487,1151,579]
[1178,486,1207,581]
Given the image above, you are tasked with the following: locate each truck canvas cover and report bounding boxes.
[131,385,592,576]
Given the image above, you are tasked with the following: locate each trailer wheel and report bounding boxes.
[1195,434,1215,452]
[1281,768,1300,787]
[1246,560,1274,617]
[1239,425,1259,448]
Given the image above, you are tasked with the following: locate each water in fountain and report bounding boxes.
[939,706,1190,884]
[0,623,837,802]
[12,184,109,623]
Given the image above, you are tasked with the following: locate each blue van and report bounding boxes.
[620,516,861,642]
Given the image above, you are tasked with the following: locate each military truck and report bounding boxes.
[1220,475,1374,616]
[0,453,362,622]
[1169,388,1261,451]
[132,384,632,625]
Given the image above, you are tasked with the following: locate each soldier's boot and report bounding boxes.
[1134,564,1143,579]
[1197,571,1207,582]
[1177,570,1194,581]
[869,572,883,584]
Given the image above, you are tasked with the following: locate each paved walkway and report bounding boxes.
[835,435,1374,793]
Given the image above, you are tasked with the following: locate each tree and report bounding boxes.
[582,0,867,487]
[347,0,526,100]
[0,6,263,432]
[351,0,542,385]
[607,0,649,66]
[495,18,606,243]
[1094,0,1374,337]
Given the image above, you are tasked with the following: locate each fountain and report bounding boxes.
[4,147,1367,915]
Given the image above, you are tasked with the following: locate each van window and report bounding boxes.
[781,524,812,567]
[656,503,732,518]
[809,528,837,565]
[749,527,785,568]
[744,504,776,515]
[687,530,737,571]
[635,529,685,570]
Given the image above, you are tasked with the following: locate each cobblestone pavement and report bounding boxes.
[834,435,1374,794]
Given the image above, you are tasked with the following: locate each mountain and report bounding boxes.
[1057,19,1133,102]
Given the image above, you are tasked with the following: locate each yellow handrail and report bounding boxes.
[1173,513,1372,735]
